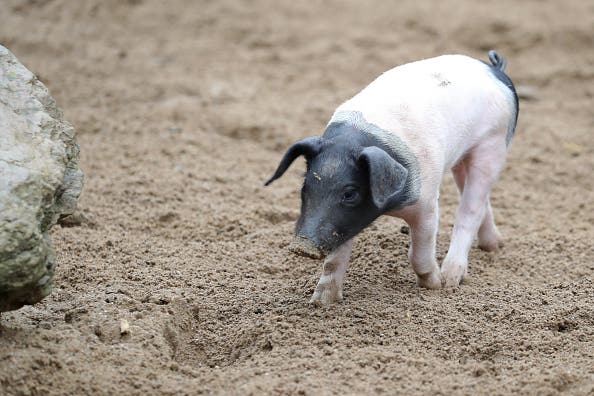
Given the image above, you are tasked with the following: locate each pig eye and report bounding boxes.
[341,188,360,206]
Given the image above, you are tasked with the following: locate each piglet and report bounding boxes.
[265,51,518,304]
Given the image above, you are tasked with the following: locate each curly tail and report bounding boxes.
[488,50,507,71]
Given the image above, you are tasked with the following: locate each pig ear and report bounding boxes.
[264,137,322,186]
[359,146,408,209]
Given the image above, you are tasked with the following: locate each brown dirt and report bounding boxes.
[1,0,593,395]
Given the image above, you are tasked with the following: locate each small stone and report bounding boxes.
[562,141,583,157]
[120,319,130,335]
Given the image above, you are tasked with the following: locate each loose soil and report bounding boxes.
[1,0,593,395]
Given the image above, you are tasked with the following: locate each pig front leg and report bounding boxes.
[310,239,354,305]
[406,198,442,289]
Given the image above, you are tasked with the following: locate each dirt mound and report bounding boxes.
[1,0,593,394]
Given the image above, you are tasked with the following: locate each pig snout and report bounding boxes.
[289,236,326,259]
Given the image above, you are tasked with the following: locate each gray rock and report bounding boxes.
[0,45,83,312]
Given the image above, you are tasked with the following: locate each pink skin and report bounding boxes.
[310,137,509,304]
[452,157,503,254]
[311,143,507,303]
[308,54,515,304]
[310,239,353,304]
[400,198,441,290]
[441,136,507,286]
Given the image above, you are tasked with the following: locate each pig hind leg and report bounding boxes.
[310,239,354,305]
[442,139,507,286]
[452,160,503,252]
[477,200,503,252]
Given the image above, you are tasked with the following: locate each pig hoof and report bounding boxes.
[478,230,503,252]
[478,238,504,252]
[417,270,441,289]
[309,291,342,305]
[309,295,342,305]
[309,282,343,305]
[440,263,467,287]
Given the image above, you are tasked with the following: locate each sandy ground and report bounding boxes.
[1,0,593,395]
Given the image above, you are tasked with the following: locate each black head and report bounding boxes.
[265,129,409,258]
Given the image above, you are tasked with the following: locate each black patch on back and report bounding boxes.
[482,58,519,144]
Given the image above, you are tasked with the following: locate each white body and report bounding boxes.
[311,55,516,303]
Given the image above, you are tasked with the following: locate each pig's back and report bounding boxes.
[332,54,515,171]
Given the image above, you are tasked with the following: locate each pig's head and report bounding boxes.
[265,128,410,259]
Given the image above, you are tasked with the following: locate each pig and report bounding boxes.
[265,50,518,304]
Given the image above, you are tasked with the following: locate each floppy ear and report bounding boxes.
[264,137,322,186]
[358,146,408,209]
